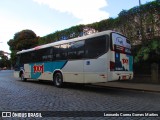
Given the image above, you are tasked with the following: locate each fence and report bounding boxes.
[133,62,160,83]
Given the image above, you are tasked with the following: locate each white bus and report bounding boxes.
[14,30,133,87]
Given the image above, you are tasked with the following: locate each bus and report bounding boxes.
[14,30,133,87]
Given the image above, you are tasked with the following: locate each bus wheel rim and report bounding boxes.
[55,75,61,86]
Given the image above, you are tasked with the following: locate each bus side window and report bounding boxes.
[31,52,36,62]
[75,41,85,59]
[14,55,20,70]
[68,42,76,59]
[68,41,85,59]
[54,45,61,60]
[59,44,68,60]
[21,52,30,63]
[36,49,43,62]
[40,47,54,62]
[85,36,107,58]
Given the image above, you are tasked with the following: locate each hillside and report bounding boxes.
[38,0,160,46]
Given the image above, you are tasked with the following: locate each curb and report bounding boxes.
[92,82,160,93]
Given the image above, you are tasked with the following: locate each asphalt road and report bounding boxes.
[0,70,160,120]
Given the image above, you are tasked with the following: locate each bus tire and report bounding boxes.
[20,73,27,81]
[53,72,63,88]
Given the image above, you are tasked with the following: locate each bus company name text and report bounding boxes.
[122,59,128,64]
[33,64,44,73]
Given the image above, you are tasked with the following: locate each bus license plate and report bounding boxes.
[122,76,126,80]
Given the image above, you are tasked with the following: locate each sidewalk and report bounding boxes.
[92,81,160,92]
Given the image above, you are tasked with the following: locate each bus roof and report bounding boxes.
[17,30,121,54]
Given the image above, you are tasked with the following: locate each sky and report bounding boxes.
[0,0,155,54]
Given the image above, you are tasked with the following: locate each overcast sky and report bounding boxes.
[0,0,154,53]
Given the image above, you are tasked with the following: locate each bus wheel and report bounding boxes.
[20,73,27,81]
[53,72,63,88]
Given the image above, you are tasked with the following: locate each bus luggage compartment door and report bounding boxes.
[84,59,107,83]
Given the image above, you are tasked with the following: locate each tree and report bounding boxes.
[0,55,11,69]
[134,37,160,63]
[7,29,39,67]
[8,29,39,51]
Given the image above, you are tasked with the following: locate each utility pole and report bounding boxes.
[139,0,144,42]
[139,0,141,5]
[0,42,3,69]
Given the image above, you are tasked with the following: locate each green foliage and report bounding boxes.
[7,0,160,67]
[38,25,85,45]
[134,38,160,63]
[7,29,39,67]
[0,55,11,68]
[8,29,38,51]
[36,0,160,46]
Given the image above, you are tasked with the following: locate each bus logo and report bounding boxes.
[33,64,44,73]
[122,59,128,64]
[116,37,124,46]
